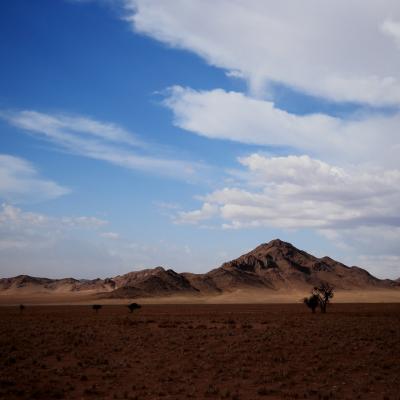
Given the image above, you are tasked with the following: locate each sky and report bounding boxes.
[1,0,400,279]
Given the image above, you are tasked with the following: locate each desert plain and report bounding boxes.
[1,302,399,400]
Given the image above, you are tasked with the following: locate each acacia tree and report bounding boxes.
[312,282,334,313]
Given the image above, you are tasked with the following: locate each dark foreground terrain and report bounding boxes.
[0,304,399,400]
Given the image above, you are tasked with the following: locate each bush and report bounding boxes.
[127,303,141,313]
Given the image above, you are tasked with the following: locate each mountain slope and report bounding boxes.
[0,274,115,293]
[1,239,398,298]
[104,267,199,298]
[200,239,389,291]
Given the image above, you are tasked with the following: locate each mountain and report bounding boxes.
[183,239,398,293]
[0,274,115,293]
[103,267,199,298]
[1,239,398,299]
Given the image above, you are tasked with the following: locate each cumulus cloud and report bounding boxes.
[0,154,69,203]
[1,110,202,181]
[124,0,400,105]
[176,202,218,224]
[59,0,400,278]
[164,87,400,167]
[176,154,400,230]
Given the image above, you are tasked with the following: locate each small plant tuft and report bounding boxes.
[92,304,102,313]
[127,303,141,313]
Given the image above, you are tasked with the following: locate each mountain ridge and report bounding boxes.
[1,239,399,298]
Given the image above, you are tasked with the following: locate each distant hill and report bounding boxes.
[0,274,115,293]
[105,267,199,298]
[1,239,399,299]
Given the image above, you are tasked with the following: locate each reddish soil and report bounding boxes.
[0,304,399,400]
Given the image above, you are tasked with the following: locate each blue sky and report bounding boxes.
[1,0,400,279]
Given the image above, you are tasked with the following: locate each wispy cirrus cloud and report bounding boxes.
[0,154,70,203]
[1,110,202,181]
[6,110,142,146]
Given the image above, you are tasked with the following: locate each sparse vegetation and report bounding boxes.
[1,303,399,399]
[304,283,334,313]
[127,303,141,313]
[313,282,334,313]
[92,304,102,313]
[303,294,319,313]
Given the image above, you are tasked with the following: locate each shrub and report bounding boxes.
[127,303,141,313]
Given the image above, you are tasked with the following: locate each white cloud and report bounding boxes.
[382,19,400,49]
[176,202,218,224]
[0,204,114,278]
[124,0,400,105]
[61,216,108,228]
[58,0,400,279]
[320,226,400,257]
[164,86,400,167]
[319,225,400,279]
[356,254,400,279]
[174,154,400,277]
[100,231,120,239]
[0,154,70,203]
[177,154,400,230]
[0,203,107,253]
[0,204,229,277]
[2,110,202,181]
[0,203,107,233]
[6,110,142,146]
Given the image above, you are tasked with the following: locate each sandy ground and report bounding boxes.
[1,289,400,305]
[0,303,399,400]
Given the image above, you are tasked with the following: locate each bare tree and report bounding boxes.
[312,282,334,313]
[303,294,319,313]
[127,303,141,313]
